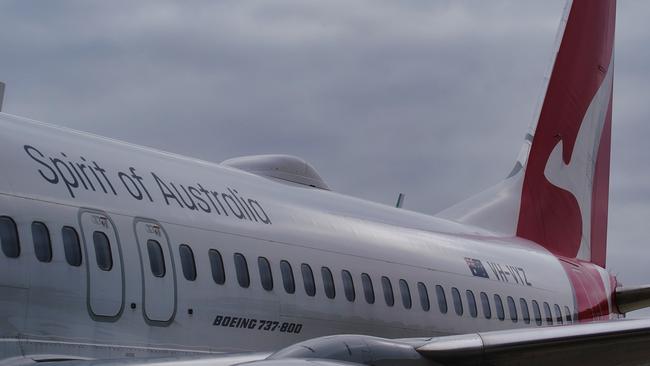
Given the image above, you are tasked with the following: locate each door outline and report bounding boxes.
[133,217,177,326]
[78,208,125,322]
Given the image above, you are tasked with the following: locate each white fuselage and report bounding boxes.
[0,113,607,360]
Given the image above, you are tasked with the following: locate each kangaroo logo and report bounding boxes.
[543,57,614,262]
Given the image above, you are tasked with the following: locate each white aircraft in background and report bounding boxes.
[1,1,649,365]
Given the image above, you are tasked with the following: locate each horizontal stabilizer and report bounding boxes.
[615,285,650,313]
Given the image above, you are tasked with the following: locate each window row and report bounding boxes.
[447,287,573,326]
[0,216,147,276]
[0,215,575,327]
[1,216,82,267]
[179,245,573,326]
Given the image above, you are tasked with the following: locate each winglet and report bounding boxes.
[395,193,406,208]
[0,82,5,112]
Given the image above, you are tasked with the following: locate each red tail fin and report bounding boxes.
[517,0,615,267]
[438,1,616,268]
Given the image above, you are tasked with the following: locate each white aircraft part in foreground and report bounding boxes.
[2,1,650,366]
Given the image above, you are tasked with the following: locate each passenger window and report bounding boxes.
[399,279,412,309]
[507,296,518,322]
[361,273,375,304]
[543,302,553,325]
[32,222,52,263]
[520,298,530,324]
[417,282,430,311]
[209,249,226,284]
[451,287,463,316]
[466,290,478,318]
[62,226,82,267]
[494,294,505,321]
[564,306,573,323]
[93,231,113,271]
[480,292,491,319]
[280,260,295,294]
[435,285,448,314]
[258,257,273,291]
[301,263,316,296]
[0,216,19,258]
[342,270,355,302]
[532,300,542,326]
[234,253,250,288]
[381,276,394,307]
[178,244,196,281]
[321,267,336,299]
[146,240,166,277]
[554,304,563,324]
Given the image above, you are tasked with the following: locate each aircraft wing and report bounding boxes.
[416,318,650,366]
[36,318,650,366]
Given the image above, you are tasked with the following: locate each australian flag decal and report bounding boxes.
[465,257,489,279]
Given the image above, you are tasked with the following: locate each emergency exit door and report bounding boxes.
[80,210,124,321]
[134,219,176,325]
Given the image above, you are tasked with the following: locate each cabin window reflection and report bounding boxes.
[564,306,573,323]
[178,244,196,281]
[382,276,394,307]
[234,253,250,288]
[554,304,563,324]
[301,263,316,297]
[321,267,336,299]
[209,249,226,284]
[342,270,355,302]
[417,282,430,311]
[466,290,478,318]
[62,226,82,267]
[507,296,518,322]
[361,273,375,304]
[280,260,295,294]
[32,222,52,263]
[146,240,166,277]
[399,279,412,309]
[543,302,553,325]
[258,257,273,291]
[93,231,113,271]
[520,298,530,324]
[451,287,463,316]
[532,300,542,326]
[480,292,491,319]
[0,216,19,258]
[494,294,505,321]
[436,285,448,314]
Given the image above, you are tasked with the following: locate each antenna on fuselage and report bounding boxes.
[0,82,5,112]
[395,193,406,208]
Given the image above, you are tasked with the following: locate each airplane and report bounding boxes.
[1,0,650,365]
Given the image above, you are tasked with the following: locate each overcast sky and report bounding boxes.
[0,1,648,317]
